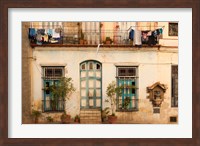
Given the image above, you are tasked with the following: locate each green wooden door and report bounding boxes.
[80,60,102,109]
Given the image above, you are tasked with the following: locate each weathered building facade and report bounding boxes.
[22,22,178,124]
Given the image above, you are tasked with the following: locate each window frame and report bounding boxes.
[42,66,65,112]
[168,22,178,36]
[116,66,139,112]
[171,65,178,107]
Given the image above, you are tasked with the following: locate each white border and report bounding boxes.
[8,8,192,138]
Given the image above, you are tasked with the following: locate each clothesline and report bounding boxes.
[127,25,165,31]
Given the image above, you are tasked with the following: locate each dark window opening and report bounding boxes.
[169,23,178,36]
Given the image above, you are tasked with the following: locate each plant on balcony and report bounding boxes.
[79,32,84,45]
[104,37,113,45]
[48,77,75,111]
[106,81,122,124]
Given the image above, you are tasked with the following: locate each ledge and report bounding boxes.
[30,43,168,49]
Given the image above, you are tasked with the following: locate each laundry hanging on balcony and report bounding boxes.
[140,28,163,46]
[28,27,61,44]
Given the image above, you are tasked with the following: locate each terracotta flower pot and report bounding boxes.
[79,39,84,45]
[61,115,71,124]
[108,115,117,124]
[106,41,111,45]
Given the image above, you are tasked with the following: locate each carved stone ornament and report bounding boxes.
[147,82,167,107]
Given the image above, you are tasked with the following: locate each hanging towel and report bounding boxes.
[48,29,53,36]
[29,28,36,39]
[159,28,163,34]
[147,31,152,36]
[43,34,49,42]
[134,30,142,45]
[129,29,134,40]
[52,29,60,38]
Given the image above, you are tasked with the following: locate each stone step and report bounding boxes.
[80,119,102,123]
[80,117,101,120]
[80,111,101,114]
[80,109,102,124]
[80,113,101,116]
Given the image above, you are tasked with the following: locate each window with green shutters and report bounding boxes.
[116,67,139,111]
[42,66,65,112]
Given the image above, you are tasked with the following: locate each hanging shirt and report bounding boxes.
[29,28,36,39]
[148,34,157,46]
[129,29,134,40]
[48,29,53,36]
[134,30,142,45]
[142,31,149,44]
[52,29,60,38]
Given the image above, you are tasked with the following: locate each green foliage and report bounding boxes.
[101,107,110,118]
[60,111,71,120]
[122,97,131,109]
[46,116,54,122]
[48,77,75,109]
[74,115,80,122]
[106,81,122,115]
[31,109,41,123]
[31,109,41,117]
[105,37,113,44]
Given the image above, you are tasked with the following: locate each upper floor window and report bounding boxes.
[169,23,178,36]
[43,67,64,79]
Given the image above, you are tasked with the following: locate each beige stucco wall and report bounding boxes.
[22,23,33,123]
[31,47,178,123]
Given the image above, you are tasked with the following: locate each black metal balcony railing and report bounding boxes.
[116,98,139,111]
[42,99,65,112]
[29,29,160,47]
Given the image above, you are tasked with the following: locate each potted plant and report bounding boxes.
[79,31,84,45]
[74,115,80,123]
[48,77,75,111]
[101,107,110,122]
[31,109,41,124]
[105,37,113,45]
[60,111,71,124]
[46,116,54,123]
[106,81,122,124]
[121,97,131,110]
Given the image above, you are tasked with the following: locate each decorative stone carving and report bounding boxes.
[147,82,167,107]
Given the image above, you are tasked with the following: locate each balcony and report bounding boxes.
[29,29,162,48]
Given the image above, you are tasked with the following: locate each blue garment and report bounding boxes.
[129,29,134,40]
[48,29,53,36]
[29,28,36,38]
[159,28,163,34]
[153,30,158,37]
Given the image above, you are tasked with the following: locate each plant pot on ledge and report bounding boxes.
[60,112,71,124]
[79,39,84,45]
[108,114,117,124]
